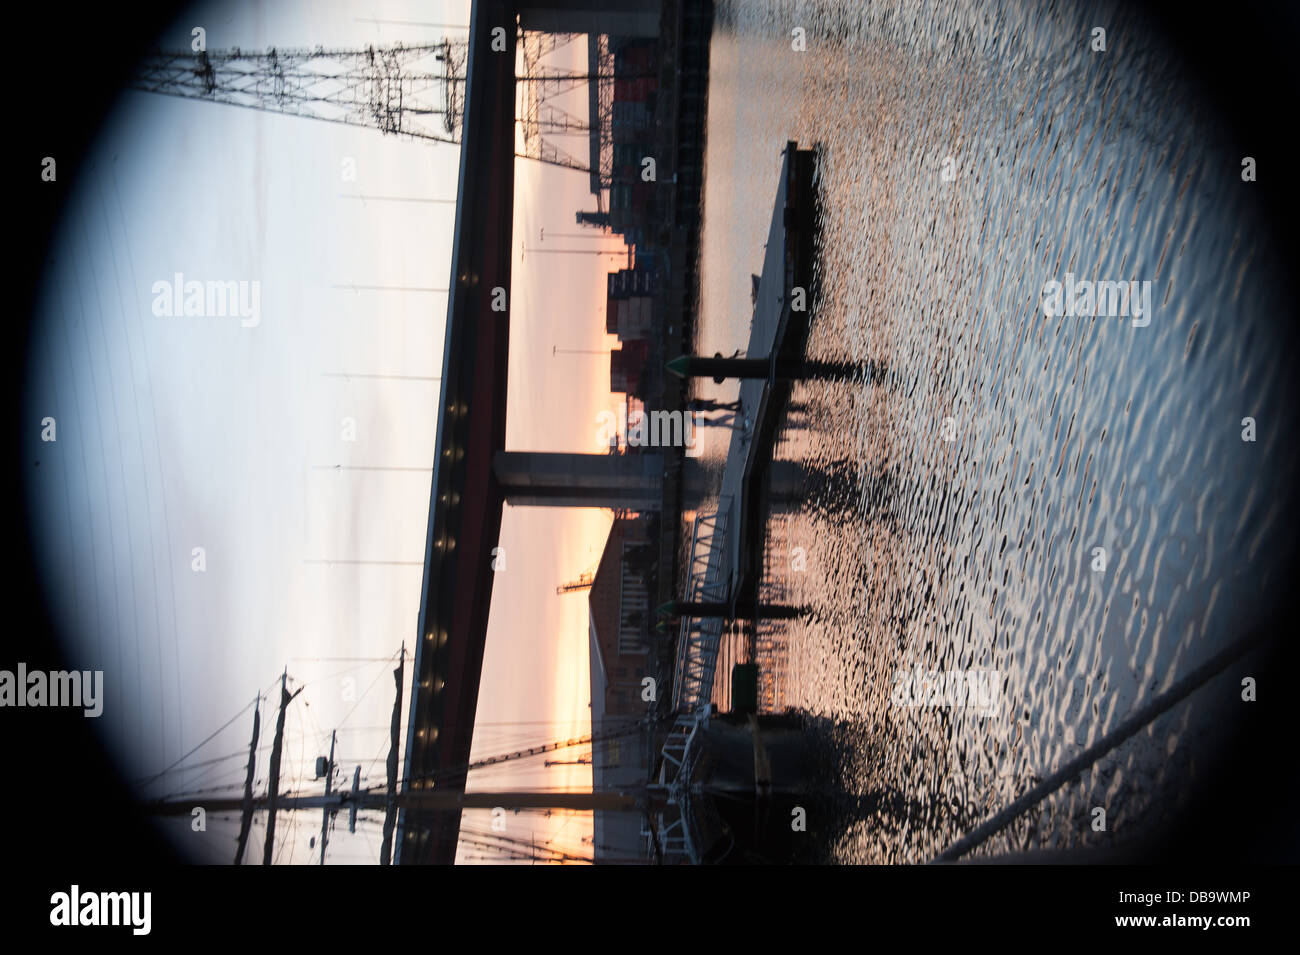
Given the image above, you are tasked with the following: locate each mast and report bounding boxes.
[233,693,261,865]
[379,645,405,865]
[262,670,303,865]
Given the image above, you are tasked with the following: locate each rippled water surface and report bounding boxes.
[689,0,1297,862]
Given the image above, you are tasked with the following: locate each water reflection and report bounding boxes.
[689,0,1299,862]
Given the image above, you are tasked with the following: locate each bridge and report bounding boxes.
[395,0,666,865]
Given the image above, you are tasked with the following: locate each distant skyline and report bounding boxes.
[23,0,626,863]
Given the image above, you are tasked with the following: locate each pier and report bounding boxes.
[666,141,817,713]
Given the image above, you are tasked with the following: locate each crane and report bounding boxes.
[556,570,596,595]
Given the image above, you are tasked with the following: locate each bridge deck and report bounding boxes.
[397,0,517,866]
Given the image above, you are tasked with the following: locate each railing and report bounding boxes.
[671,501,732,712]
[654,709,709,864]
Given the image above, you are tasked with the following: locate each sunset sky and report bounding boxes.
[23,0,626,863]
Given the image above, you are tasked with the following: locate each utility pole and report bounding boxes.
[348,766,362,834]
[379,645,406,866]
[151,788,645,816]
[318,730,336,865]
[233,693,261,865]
[262,671,303,865]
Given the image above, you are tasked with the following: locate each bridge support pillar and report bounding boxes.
[494,451,663,510]
[517,0,662,39]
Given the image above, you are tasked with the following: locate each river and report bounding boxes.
[684,0,1298,862]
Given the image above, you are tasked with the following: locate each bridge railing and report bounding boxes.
[654,709,708,864]
[671,500,732,712]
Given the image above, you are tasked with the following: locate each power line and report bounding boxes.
[302,559,424,566]
[322,372,440,381]
[134,696,257,788]
[332,284,449,293]
[338,193,457,204]
[355,18,469,29]
[311,465,433,472]
[289,657,399,663]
